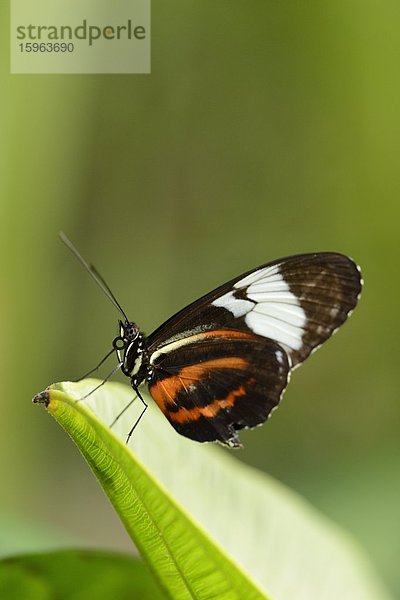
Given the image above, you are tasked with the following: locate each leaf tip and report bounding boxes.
[32,387,50,408]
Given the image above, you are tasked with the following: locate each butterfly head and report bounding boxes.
[113,320,148,383]
[121,320,140,341]
[113,320,140,350]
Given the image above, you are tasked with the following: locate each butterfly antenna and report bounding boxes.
[59,231,130,322]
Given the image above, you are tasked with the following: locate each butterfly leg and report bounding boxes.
[74,348,115,382]
[109,392,138,429]
[125,385,148,445]
[77,361,123,401]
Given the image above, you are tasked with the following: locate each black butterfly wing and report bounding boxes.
[148,329,289,447]
[145,253,361,445]
[147,252,362,368]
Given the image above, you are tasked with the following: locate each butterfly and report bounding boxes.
[60,233,362,448]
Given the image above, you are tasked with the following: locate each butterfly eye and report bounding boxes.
[125,323,139,341]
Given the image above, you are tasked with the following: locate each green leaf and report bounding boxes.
[33,382,267,600]
[0,550,166,600]
[33,380,392,600]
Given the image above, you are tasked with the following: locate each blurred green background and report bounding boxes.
[1,0,399,596]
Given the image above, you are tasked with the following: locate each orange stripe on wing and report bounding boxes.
[178,356,249,378]
[167,382,248,424]
[149,356,249,413]
[198,329,255,341]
